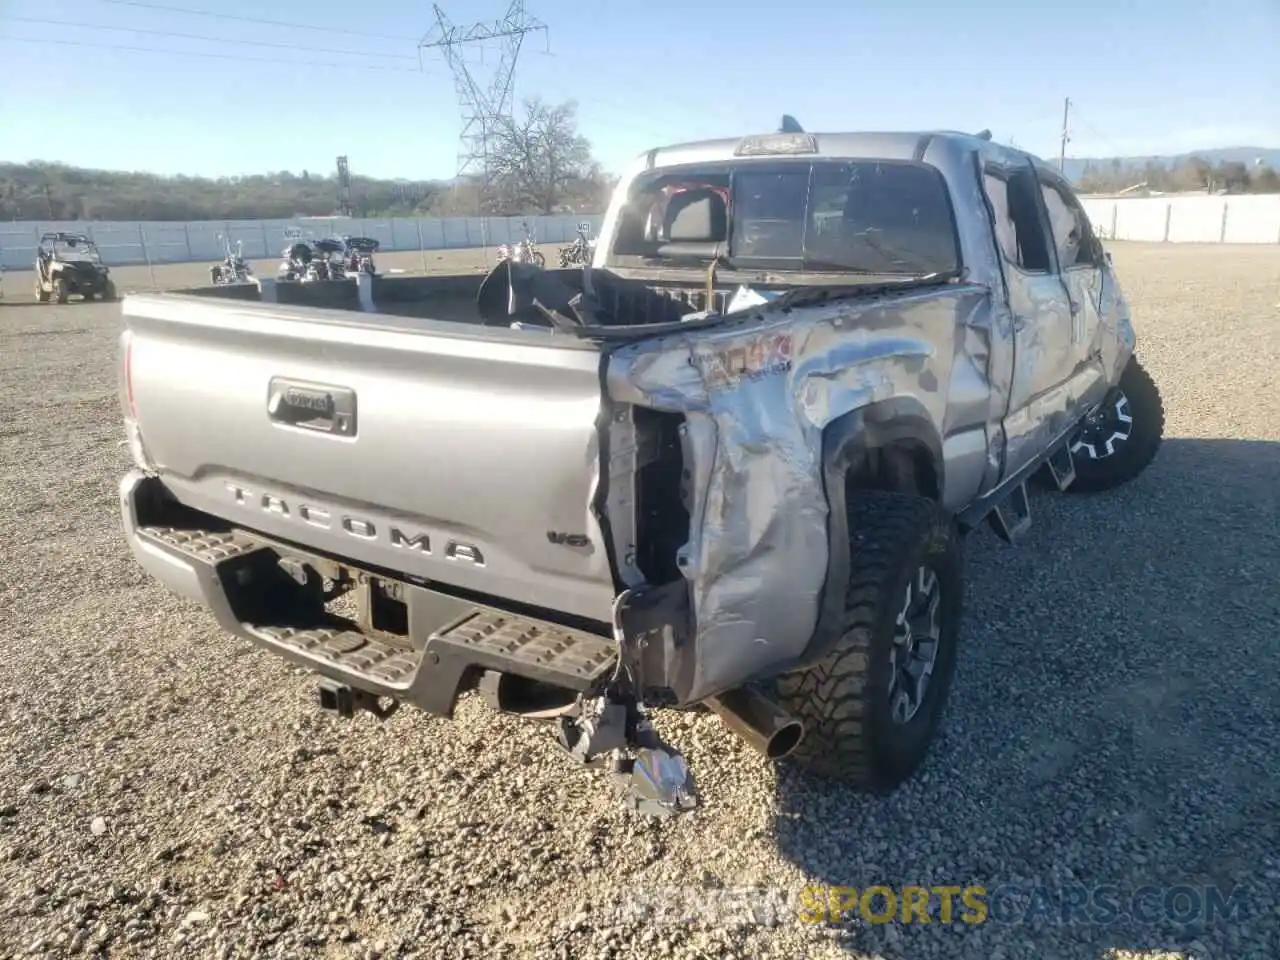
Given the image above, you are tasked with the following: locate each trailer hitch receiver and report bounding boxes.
[317,680,399,721]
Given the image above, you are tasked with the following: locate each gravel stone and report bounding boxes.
[1,245,1278,959]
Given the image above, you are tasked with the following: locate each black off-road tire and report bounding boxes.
[102,282,118,302]
[35,280,50,303]
[1066,355,1164,493]
[53,279,69,304]
[776,490,964,791]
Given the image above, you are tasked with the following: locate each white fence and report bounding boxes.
[1081,193,1280,244]
[0,215,605,270]
[2,193,1275,271]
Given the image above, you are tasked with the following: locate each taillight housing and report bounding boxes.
[119,328,151,470]
[120,328,138,420]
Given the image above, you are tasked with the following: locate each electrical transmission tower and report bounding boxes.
[420,1,548,186]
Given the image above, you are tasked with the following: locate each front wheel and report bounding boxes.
[531,251,546,268]
[1066,355,1164,493]
[53,279,69,304]
[102,281,117,302]
[776,490,963,792]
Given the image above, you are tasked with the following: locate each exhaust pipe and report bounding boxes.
[706,687,805,760]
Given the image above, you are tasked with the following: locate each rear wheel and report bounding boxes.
[776,490,964,791]
[1066,355,1164,493]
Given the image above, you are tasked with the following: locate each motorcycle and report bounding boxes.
[209,234,253,285]
[341,236,380,276]
[309,238,347,280]
[558,222,596,268]
[496,222,546,268]
[278,238,345,282]
[278,240,311,281]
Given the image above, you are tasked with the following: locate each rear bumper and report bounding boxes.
[119,470,622,716]
[64,270,109,292]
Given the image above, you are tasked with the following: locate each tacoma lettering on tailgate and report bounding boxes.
[224,483,485,565]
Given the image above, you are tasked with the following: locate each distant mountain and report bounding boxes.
[1062,147,1280,183]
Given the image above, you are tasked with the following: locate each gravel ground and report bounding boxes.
[1,243,1278,960]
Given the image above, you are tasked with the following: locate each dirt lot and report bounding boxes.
[1,243,1278,960]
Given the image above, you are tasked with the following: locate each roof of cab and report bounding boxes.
[639,129,1046,173]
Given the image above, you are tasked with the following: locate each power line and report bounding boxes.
[0,35,425,72]
[1067,104,1130,159]
[7,16,419,59]
[79,0,409,42]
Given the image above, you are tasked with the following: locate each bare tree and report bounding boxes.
[486,98,605,215]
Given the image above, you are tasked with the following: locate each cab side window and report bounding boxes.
[1040,180,1100,269]
[982,169,1051,273]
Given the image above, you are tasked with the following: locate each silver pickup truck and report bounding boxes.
[117,124,1164,816]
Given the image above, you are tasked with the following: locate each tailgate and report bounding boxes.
[122,294,618,624]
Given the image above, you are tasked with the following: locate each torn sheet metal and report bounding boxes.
[606,283,994,704]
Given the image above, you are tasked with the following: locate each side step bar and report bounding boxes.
[987,481,1032,544]
[984,445,1076,544]
[958,431,1083,544]
[1045,444,1077,491]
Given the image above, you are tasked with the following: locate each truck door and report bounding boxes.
[1036,170,1110,398]
[981,162,1081,482]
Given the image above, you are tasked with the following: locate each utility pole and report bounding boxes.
[1058,97,1071,173]
[335,156,352,217]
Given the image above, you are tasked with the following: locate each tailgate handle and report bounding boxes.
[267,378,357,437]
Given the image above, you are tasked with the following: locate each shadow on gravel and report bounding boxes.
[771,438,1280,960]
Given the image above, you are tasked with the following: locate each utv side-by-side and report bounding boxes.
[35,233,116,304]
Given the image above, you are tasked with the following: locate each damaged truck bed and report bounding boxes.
[117,124,1164,816]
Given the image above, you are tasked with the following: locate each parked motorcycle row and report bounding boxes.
[205,223,593,288]
[277,235,381,283]
[495,222,597,269]
[206,233,381,286]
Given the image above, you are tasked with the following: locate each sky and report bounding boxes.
[1,0,1277,180]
